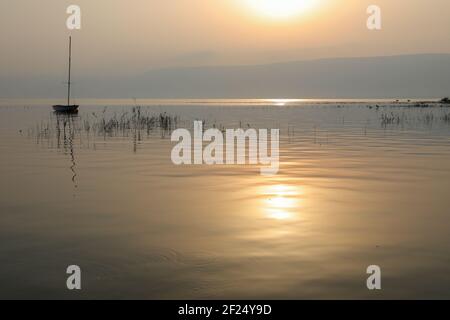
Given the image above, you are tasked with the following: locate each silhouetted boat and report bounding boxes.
[53,36,79,113]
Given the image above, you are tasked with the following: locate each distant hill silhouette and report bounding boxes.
[2,54,450,99]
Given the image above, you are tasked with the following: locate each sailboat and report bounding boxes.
[53,36,79,113]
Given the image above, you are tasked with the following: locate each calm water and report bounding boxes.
[1,99,450,299]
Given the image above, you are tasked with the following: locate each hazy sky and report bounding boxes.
[1,0,449,78]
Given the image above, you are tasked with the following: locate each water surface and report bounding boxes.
[0,99,449,299]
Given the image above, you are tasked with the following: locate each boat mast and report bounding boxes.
[67,36,72,106]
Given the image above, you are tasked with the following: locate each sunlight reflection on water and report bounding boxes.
[0,101,450,299]
[260,184,302,220]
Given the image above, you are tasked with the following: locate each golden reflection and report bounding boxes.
[260,184,302,220]
[270,99,298,106]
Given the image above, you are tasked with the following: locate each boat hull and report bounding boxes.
[53,105,79,113]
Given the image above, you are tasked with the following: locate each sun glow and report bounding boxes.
[261,185,302,220]
[245,0,320,19]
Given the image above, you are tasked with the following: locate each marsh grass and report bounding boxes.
[30,106,180,151]
[365,101,450,128]
[87,106,177,137]
[28,103,450,148]
[442,112,450,123]
[381,112,403,126]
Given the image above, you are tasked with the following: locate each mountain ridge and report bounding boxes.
[2,53,450,99]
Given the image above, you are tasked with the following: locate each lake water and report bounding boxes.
[0,99,450,299]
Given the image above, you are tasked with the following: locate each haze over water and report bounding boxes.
[1,99,449,299]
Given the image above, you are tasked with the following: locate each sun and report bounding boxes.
[245,0,320,19]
